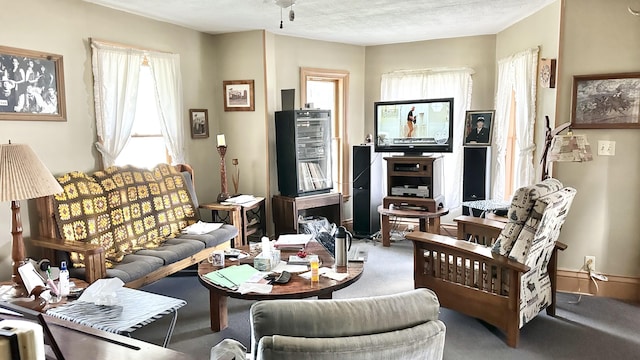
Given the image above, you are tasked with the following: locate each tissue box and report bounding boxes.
[253,251,280,272]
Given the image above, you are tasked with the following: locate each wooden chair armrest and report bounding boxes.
[29,237,107,284]
[555,241,568,251]
[453,215,505,246]
[405,231,530,273]
[30,236,104,255]
[454,215,507,231]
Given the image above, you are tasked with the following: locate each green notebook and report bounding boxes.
[204,264,259,289]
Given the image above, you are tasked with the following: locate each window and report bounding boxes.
[300,68,349,198]
[115,65,170,168]
[92,40,185,169]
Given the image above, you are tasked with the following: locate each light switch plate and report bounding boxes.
[597,140,615,156]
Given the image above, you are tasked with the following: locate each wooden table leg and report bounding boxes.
[429,217,441,235]
[209,290,228,331]
[230,207,243,246]
[381,213,390,247]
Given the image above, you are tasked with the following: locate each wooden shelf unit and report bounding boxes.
[272,193,342,236]
[383,156,444,211]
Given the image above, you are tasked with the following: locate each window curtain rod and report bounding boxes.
[90,38,173,54]
[384,67,475,76]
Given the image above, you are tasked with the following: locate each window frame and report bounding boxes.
[300,67,350,199]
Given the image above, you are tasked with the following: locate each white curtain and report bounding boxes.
[381,68,473,209]
[91,42,143,168]
[492,47,539,200]
[149,53,186,164]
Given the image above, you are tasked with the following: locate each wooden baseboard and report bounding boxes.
[557,269,640,302]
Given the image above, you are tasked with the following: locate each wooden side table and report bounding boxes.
[200,197,266,247]
[200,202,242,246]
[377,205,449,247]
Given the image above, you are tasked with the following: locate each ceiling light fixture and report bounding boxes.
[272,0,296,28]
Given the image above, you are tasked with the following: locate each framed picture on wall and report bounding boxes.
[189,109,209,138]
[463,110,494,146]
[571,72,640,129]
[0,45,66,121]
[223,80,255,111]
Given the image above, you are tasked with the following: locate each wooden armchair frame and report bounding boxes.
[406,215,566,348]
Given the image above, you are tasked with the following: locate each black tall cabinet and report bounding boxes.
[275,110,332,197]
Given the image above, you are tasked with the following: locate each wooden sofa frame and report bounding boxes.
[406,215,566,348]
[30,164,231,288]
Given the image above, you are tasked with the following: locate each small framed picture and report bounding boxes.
[223,80,255,111]
[189,109,209,139]
[463,110,495,146]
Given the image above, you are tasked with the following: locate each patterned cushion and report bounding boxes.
[492,178,563,256]
[53,163,198,268]
[517,187,576,327]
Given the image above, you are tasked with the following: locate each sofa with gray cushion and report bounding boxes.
[210,288,446,360]
[32,164,237,288]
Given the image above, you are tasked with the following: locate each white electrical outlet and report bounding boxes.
[585,255,596,272]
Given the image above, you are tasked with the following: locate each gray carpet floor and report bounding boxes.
[135,238,640,359]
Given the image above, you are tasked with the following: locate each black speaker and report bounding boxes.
[352,145,383,238]
[462,147,491,216]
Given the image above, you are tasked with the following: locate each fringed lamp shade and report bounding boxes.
[548,134,593,163]
[0,143,63,201]
[0,142,63,291]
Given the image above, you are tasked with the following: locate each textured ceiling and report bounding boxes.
[84,0,556,46]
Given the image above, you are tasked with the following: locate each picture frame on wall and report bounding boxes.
[571,72,640,129]
[463,110,494,146]
[0,45,66,121]
[223,80,255,111]
[189,109,209,138]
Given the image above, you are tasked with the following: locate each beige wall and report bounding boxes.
[211,31,269,200]
[0,0,221,280]
[554,0,640,277]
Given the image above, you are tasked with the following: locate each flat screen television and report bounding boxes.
[374,98,454,155]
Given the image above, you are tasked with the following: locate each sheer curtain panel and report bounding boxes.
[492,48,539,200]
[91,42,143,168]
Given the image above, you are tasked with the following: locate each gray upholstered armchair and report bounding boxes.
[210,288,446,360]
[406,178,576,347]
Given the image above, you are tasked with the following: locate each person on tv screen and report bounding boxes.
[466,116,490,143]
[406,106,416,137]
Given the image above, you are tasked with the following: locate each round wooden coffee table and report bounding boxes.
[198,240,364,331]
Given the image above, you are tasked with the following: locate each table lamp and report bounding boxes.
[540,116,593,180]
[0,142,63,291]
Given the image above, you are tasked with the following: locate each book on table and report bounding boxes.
[274,234,312,250]
[204,264,260,289]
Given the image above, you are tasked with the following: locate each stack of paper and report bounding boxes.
[224,195,257,204]
[182,221,223,235]
[274,234,312,250]
[204,264,259,290]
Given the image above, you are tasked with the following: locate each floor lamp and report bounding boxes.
[540,116,593,180]
[0,142,63,293]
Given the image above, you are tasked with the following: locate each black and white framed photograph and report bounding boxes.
[223,80,255,111]
[0,45,66,121]
[571,72,640,129]
[464,110,494,146]
[189,109,209,138]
